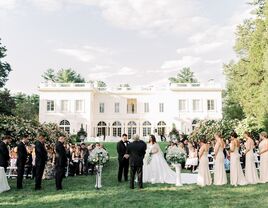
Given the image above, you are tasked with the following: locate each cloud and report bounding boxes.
[0,0,17,10]
[161,56,202,70]
[117,67,137,75]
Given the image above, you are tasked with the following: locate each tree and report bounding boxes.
[12,93,39,121]
[224,0,268,129]
[169,67,198,83]
[0,89,15,116]
[0,39,12,88]
[42,68,85,83]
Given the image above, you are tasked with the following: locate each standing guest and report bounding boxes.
[0,135,12,172]
[32,146,36,179]
[117,134,130,182]
[185,143,198,172]
[259,131,268,183]
[43,145,55,179]
[25,145,33,179]
[17,134,29,189]
[55,136,67,190]
[183,139,189,157]
[213,133,227,185]
[126,134,147,189]
[229,132,247,186]
[72,146,81,175]
[88,144,96,175]
[35,133,48,190]
[81,143,89,175]
[197,137,212,187]
[244,131,259,184]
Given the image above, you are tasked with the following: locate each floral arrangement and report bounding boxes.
[166,147,186,164]
[89,149,109,165]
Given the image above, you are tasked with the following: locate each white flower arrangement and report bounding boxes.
[89,148,109,165]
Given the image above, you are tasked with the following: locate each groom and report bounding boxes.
[126,134,146,189]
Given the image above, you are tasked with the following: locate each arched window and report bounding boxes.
[112,121,122,137]
[59,120,70,134]
[127,121,137,139]
[157,121,166,136]
[142,121,152,137]
[97,121,107,137]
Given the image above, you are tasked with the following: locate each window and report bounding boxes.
[159,103,164,113]
[114,102,120,113]
[127,121,137,139]
[178,100,186,111]
[142,121,152,137]
[59,120,70,134]
[97,121,107,136]
[99,103,105,113]
[193,99,201,112]
[61,100,68,112]
[207,100,215,111]
[157,121,166,136]
[112,121,122,137]
[127,99,137,114]
[75,100,84,112]
[144,103,149,113]
[46,100,55,112]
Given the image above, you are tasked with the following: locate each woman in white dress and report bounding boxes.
[229,132,247,186]
[244,131,259,184]
[143,135,197,184]
[197,137,212,187]
[185,143,198,172]
[259,131,268,183]
[213,133,227,185]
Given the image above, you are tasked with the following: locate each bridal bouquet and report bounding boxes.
[89,149,109,165]
[166,147,186,165]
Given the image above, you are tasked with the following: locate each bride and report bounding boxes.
[143,135,197,184]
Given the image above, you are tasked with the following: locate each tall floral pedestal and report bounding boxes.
[95,165,103,189]
[172,163,183,187]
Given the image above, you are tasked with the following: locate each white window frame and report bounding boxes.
[144,103,149,113]
[99,103,105,113]
[193,99,201,112]
[61,100,69,112]
[207,99,216,111]
[178,99,187,112]
[159,103,164,113]
[75,100,84,112]
[114,102,120,113]
[46,100,55,112]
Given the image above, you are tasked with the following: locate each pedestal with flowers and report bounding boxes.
[166,149,186,187]
[89,149,109,189]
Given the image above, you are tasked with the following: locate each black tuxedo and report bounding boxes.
[17,141,27,189]
[127,140,146,189]
[0,141,10,171]
[117,140,130,182]
[35,140,48,190]
[55,141,67,190]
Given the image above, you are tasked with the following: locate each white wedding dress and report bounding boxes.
[143,143,197,185]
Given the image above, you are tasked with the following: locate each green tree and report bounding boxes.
[42,68,85,83]
[12,93,39,121]
[0,39,12,88]
[0,89,15,116]
[42,68,57,82]
[169,67,198,83]
[224,0,268,129]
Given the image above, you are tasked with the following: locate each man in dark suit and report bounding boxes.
[117,133,130,182]
[17,134,29,189]
[126,134,147,189]
[0,135,12,172]
[81,143,89,175]
[55,136,67,190]
[35,133,48,190]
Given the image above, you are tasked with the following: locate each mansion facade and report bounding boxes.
[38,82,223,139]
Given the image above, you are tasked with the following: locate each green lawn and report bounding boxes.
[1,142,268,208]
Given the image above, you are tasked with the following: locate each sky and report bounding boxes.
[0,0,252,94]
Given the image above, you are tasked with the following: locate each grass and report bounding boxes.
[1,142,268,208]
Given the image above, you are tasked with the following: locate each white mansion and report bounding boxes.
[38,82,223,140]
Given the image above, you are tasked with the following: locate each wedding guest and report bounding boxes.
[25,145,33,179]
[43,145,55,179]
[197,137,212,187]
[88,144,95,175]
[0,135,11,172]
[117,134,130,182]
[185,143,198,172]
[35,133,48,190]
[72,146,82,175]
[229,132,247,186]
[259,131,268,183]
[244,131,259,184]
[17,134,29,189]
[81,143,89,175]
[55,136,67,190]
[32,146,36,179]
[213,133,227,185]
[127,134,147,189]
[183,139,189,157]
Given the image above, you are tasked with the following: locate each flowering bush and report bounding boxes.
[0,115,68,143]
[189,117,263,142]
